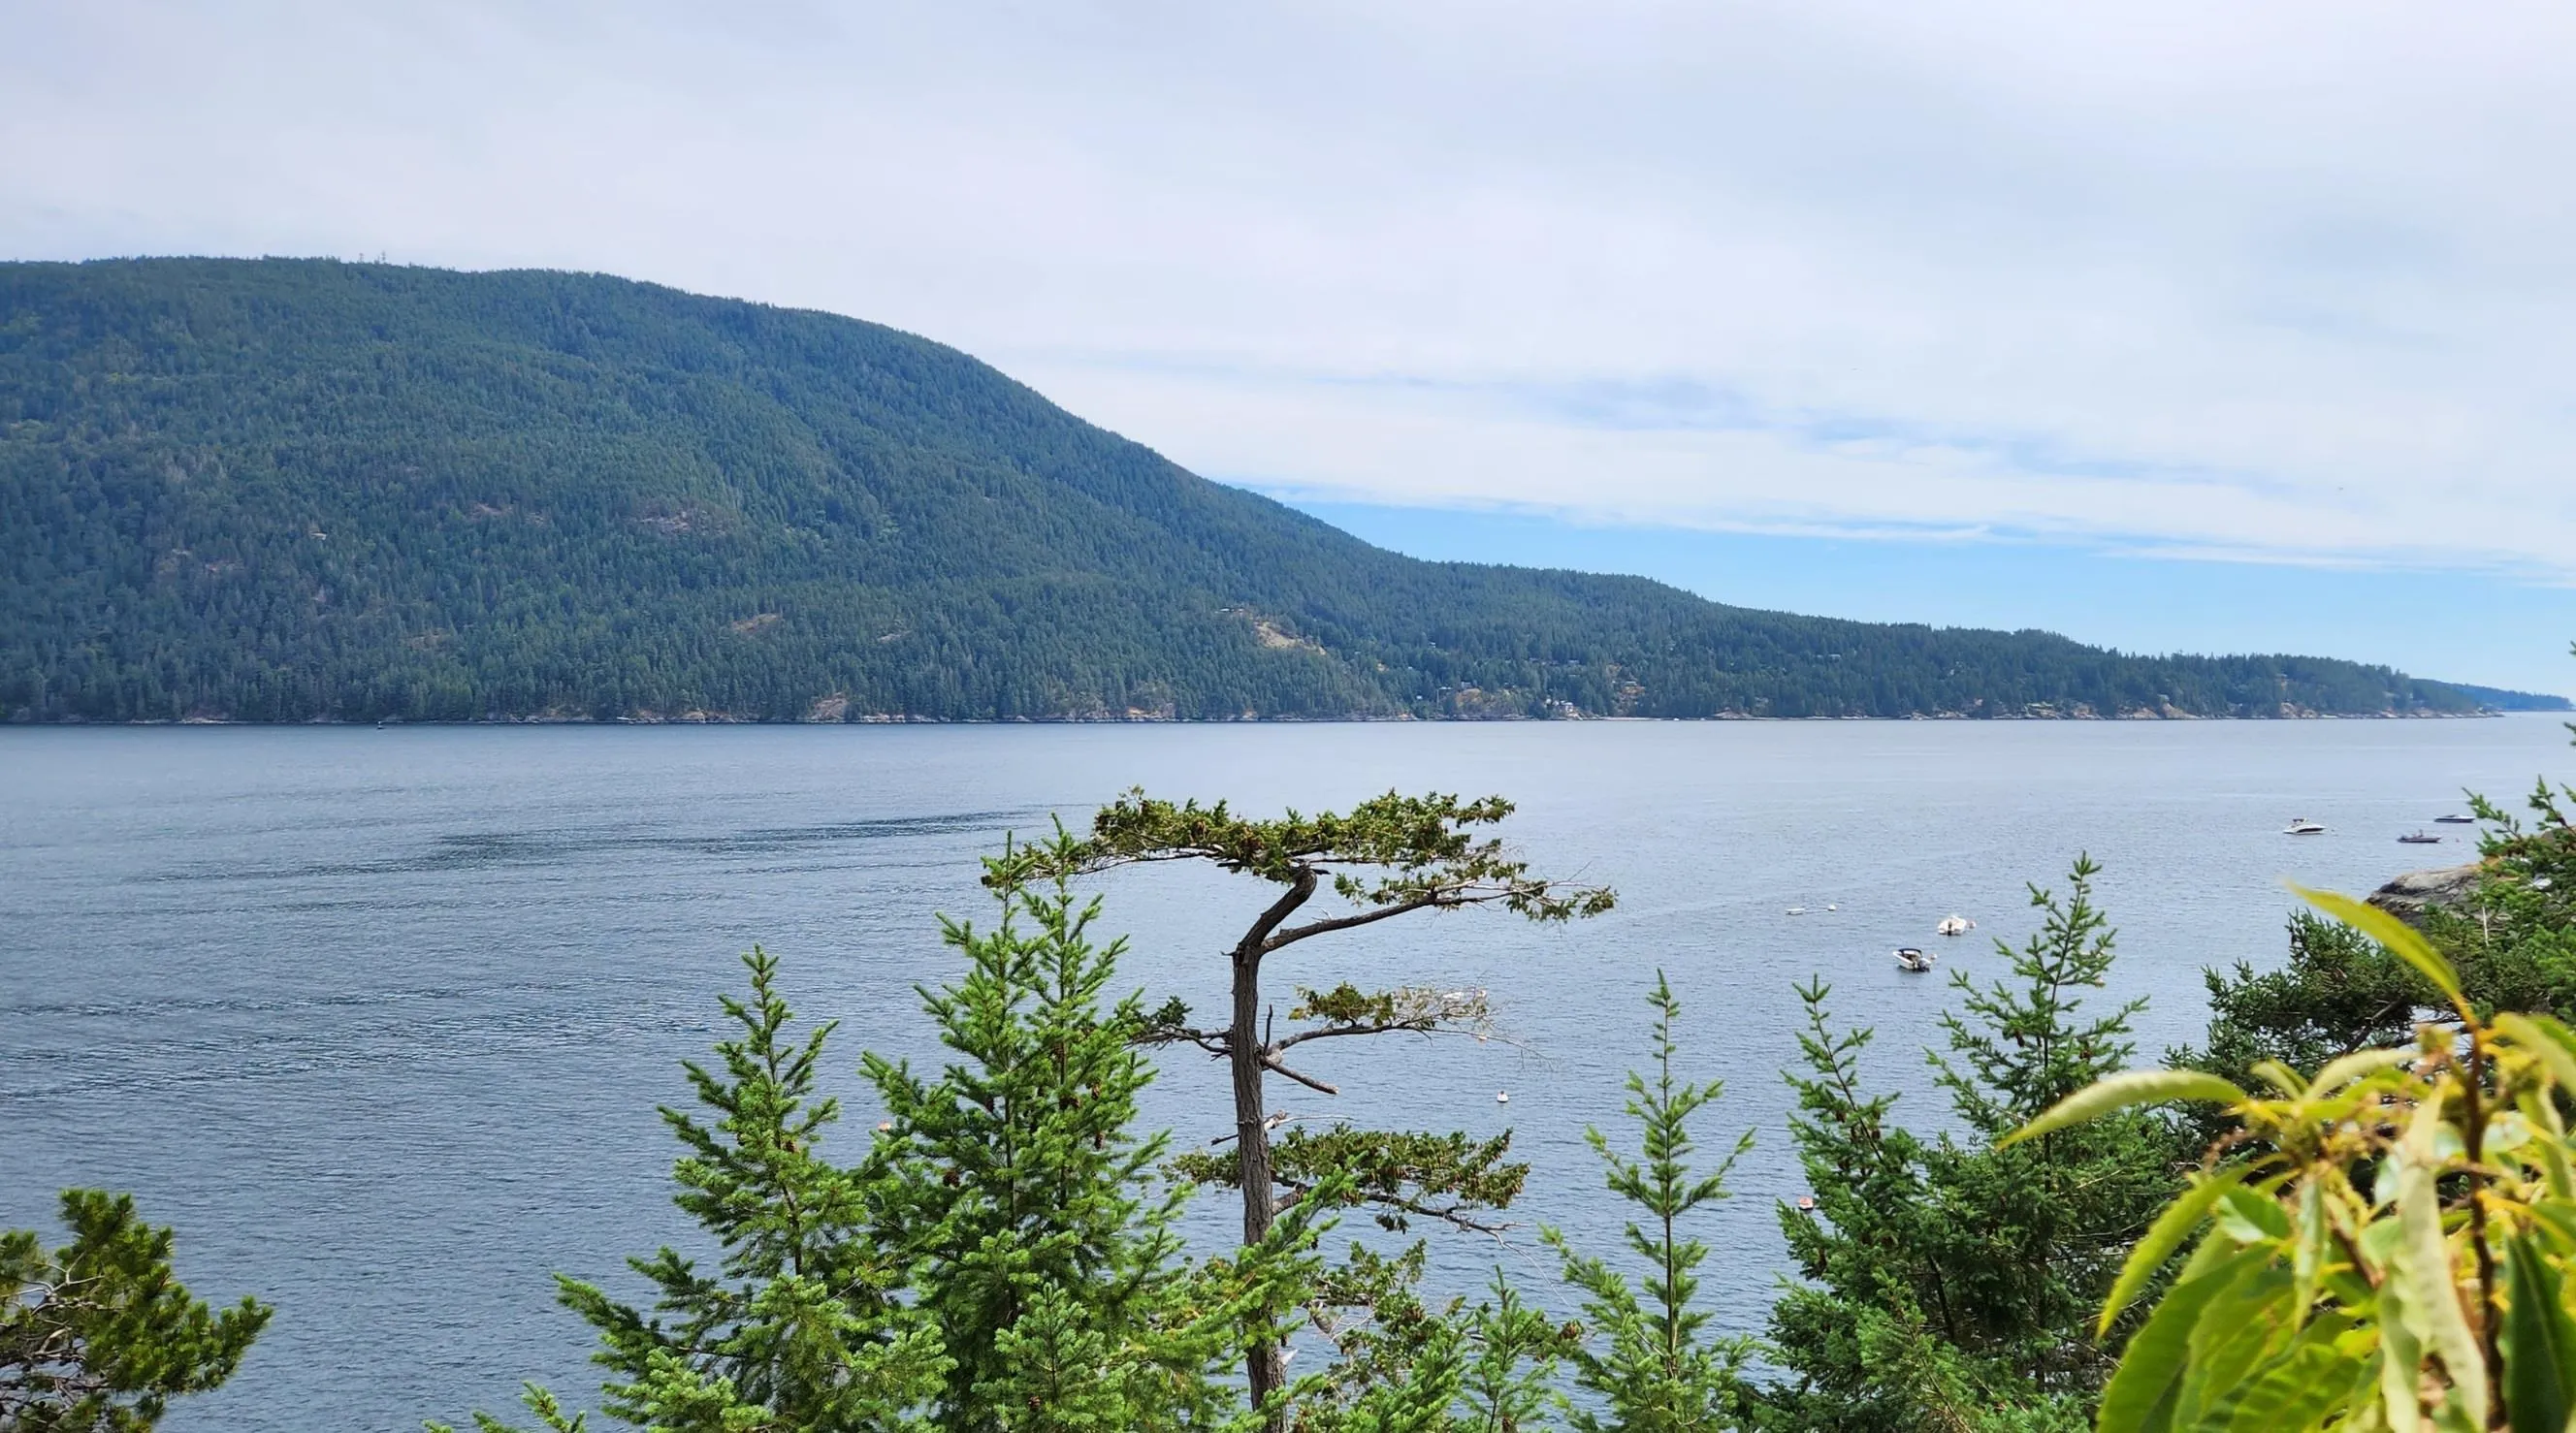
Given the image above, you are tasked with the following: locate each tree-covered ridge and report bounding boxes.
[0,257,2538,722]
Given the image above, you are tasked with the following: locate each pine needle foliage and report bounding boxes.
[433,946,950,1433]
[1542,971,1757,1433]
[1763,858,2174,1432]
[864,828,1289,1431]
[1,1191,269,1432]
[1283,1258,1571,1433]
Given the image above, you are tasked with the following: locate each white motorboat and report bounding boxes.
[2285,818,2327,836]
[1936,914,1974,938]
[1894,946,1936,973]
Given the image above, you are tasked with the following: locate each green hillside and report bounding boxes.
[0,258,2536,722]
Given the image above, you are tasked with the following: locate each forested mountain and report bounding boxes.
[0,258,2546,722]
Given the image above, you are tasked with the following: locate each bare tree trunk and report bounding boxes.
[1232,944,1287,1424]
[1230,868,1313,1431]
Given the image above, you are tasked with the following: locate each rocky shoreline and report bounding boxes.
[2368,862,2486,924]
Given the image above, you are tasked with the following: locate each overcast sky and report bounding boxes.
[8,1,2574,690]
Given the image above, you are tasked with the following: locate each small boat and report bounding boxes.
[2435,814,2475,824]
[2285,818,2327,836]
[1785,906,1808,916]
[2399,831,2442,844]
[1893,946,1936,973]
[1936,914,1974,938]
[1495,1091,1510,1104]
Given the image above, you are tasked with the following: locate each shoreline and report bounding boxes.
[13,708,2553,729]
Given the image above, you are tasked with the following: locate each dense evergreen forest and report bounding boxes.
[1,257,2555,723]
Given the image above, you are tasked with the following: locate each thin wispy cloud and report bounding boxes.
[7,0,2574,579]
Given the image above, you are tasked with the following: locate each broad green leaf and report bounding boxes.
[2519,1011,2576,1059]
[2217,1327,2367,1433]
[2102,1167,2253,1336]
[2520,1088,2576,1201]
[2220,1186,2292,1242]
[2098,1246,2271,1433]
[2177,1260,2296,1428]
[2382,1271,2427,1433]
[2489,1111,2536,1155]
[2292,1177,2329,1327]
[2250,1059,2306,1097]
[2530,1203,2576,1256]
[2293,884,2464,1009]
[2309,1046,2418,1099]
[2001,1068,2249,1149]
[2396,1100,2489,1425]
[2499,1012,2576,1098]
[2502,1232,2576,1433]
[2372,1153,2404,1211]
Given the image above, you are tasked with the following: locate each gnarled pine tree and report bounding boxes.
[999,789,1612,1425]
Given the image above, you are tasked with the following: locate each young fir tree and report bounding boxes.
[1005,789,1612,1423]
[1452,1278,1573,1433]
[1279,1253,1571,1433]
[2,1191,270,1432]
[1541,971,1757,1433]
[433,947,950,1433]
[1763,857,2175,1433]
[2432,701,2576,1010]
[863,830,1311,1431]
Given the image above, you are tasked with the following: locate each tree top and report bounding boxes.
[991,789,1614,940]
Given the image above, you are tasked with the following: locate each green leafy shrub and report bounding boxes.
[2018,887,2576,1431]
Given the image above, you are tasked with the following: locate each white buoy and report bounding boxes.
[1496,1091,1510,1104]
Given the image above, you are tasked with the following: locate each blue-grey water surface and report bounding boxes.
[3,718,2569,1430]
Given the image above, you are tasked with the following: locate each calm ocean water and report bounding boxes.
[3,717,2569,1430]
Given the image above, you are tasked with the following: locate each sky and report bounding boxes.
[6,1,2573,694]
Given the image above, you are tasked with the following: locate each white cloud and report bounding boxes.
[7,0,2576,574]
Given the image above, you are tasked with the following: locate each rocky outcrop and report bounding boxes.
[2366,864,2484,925]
